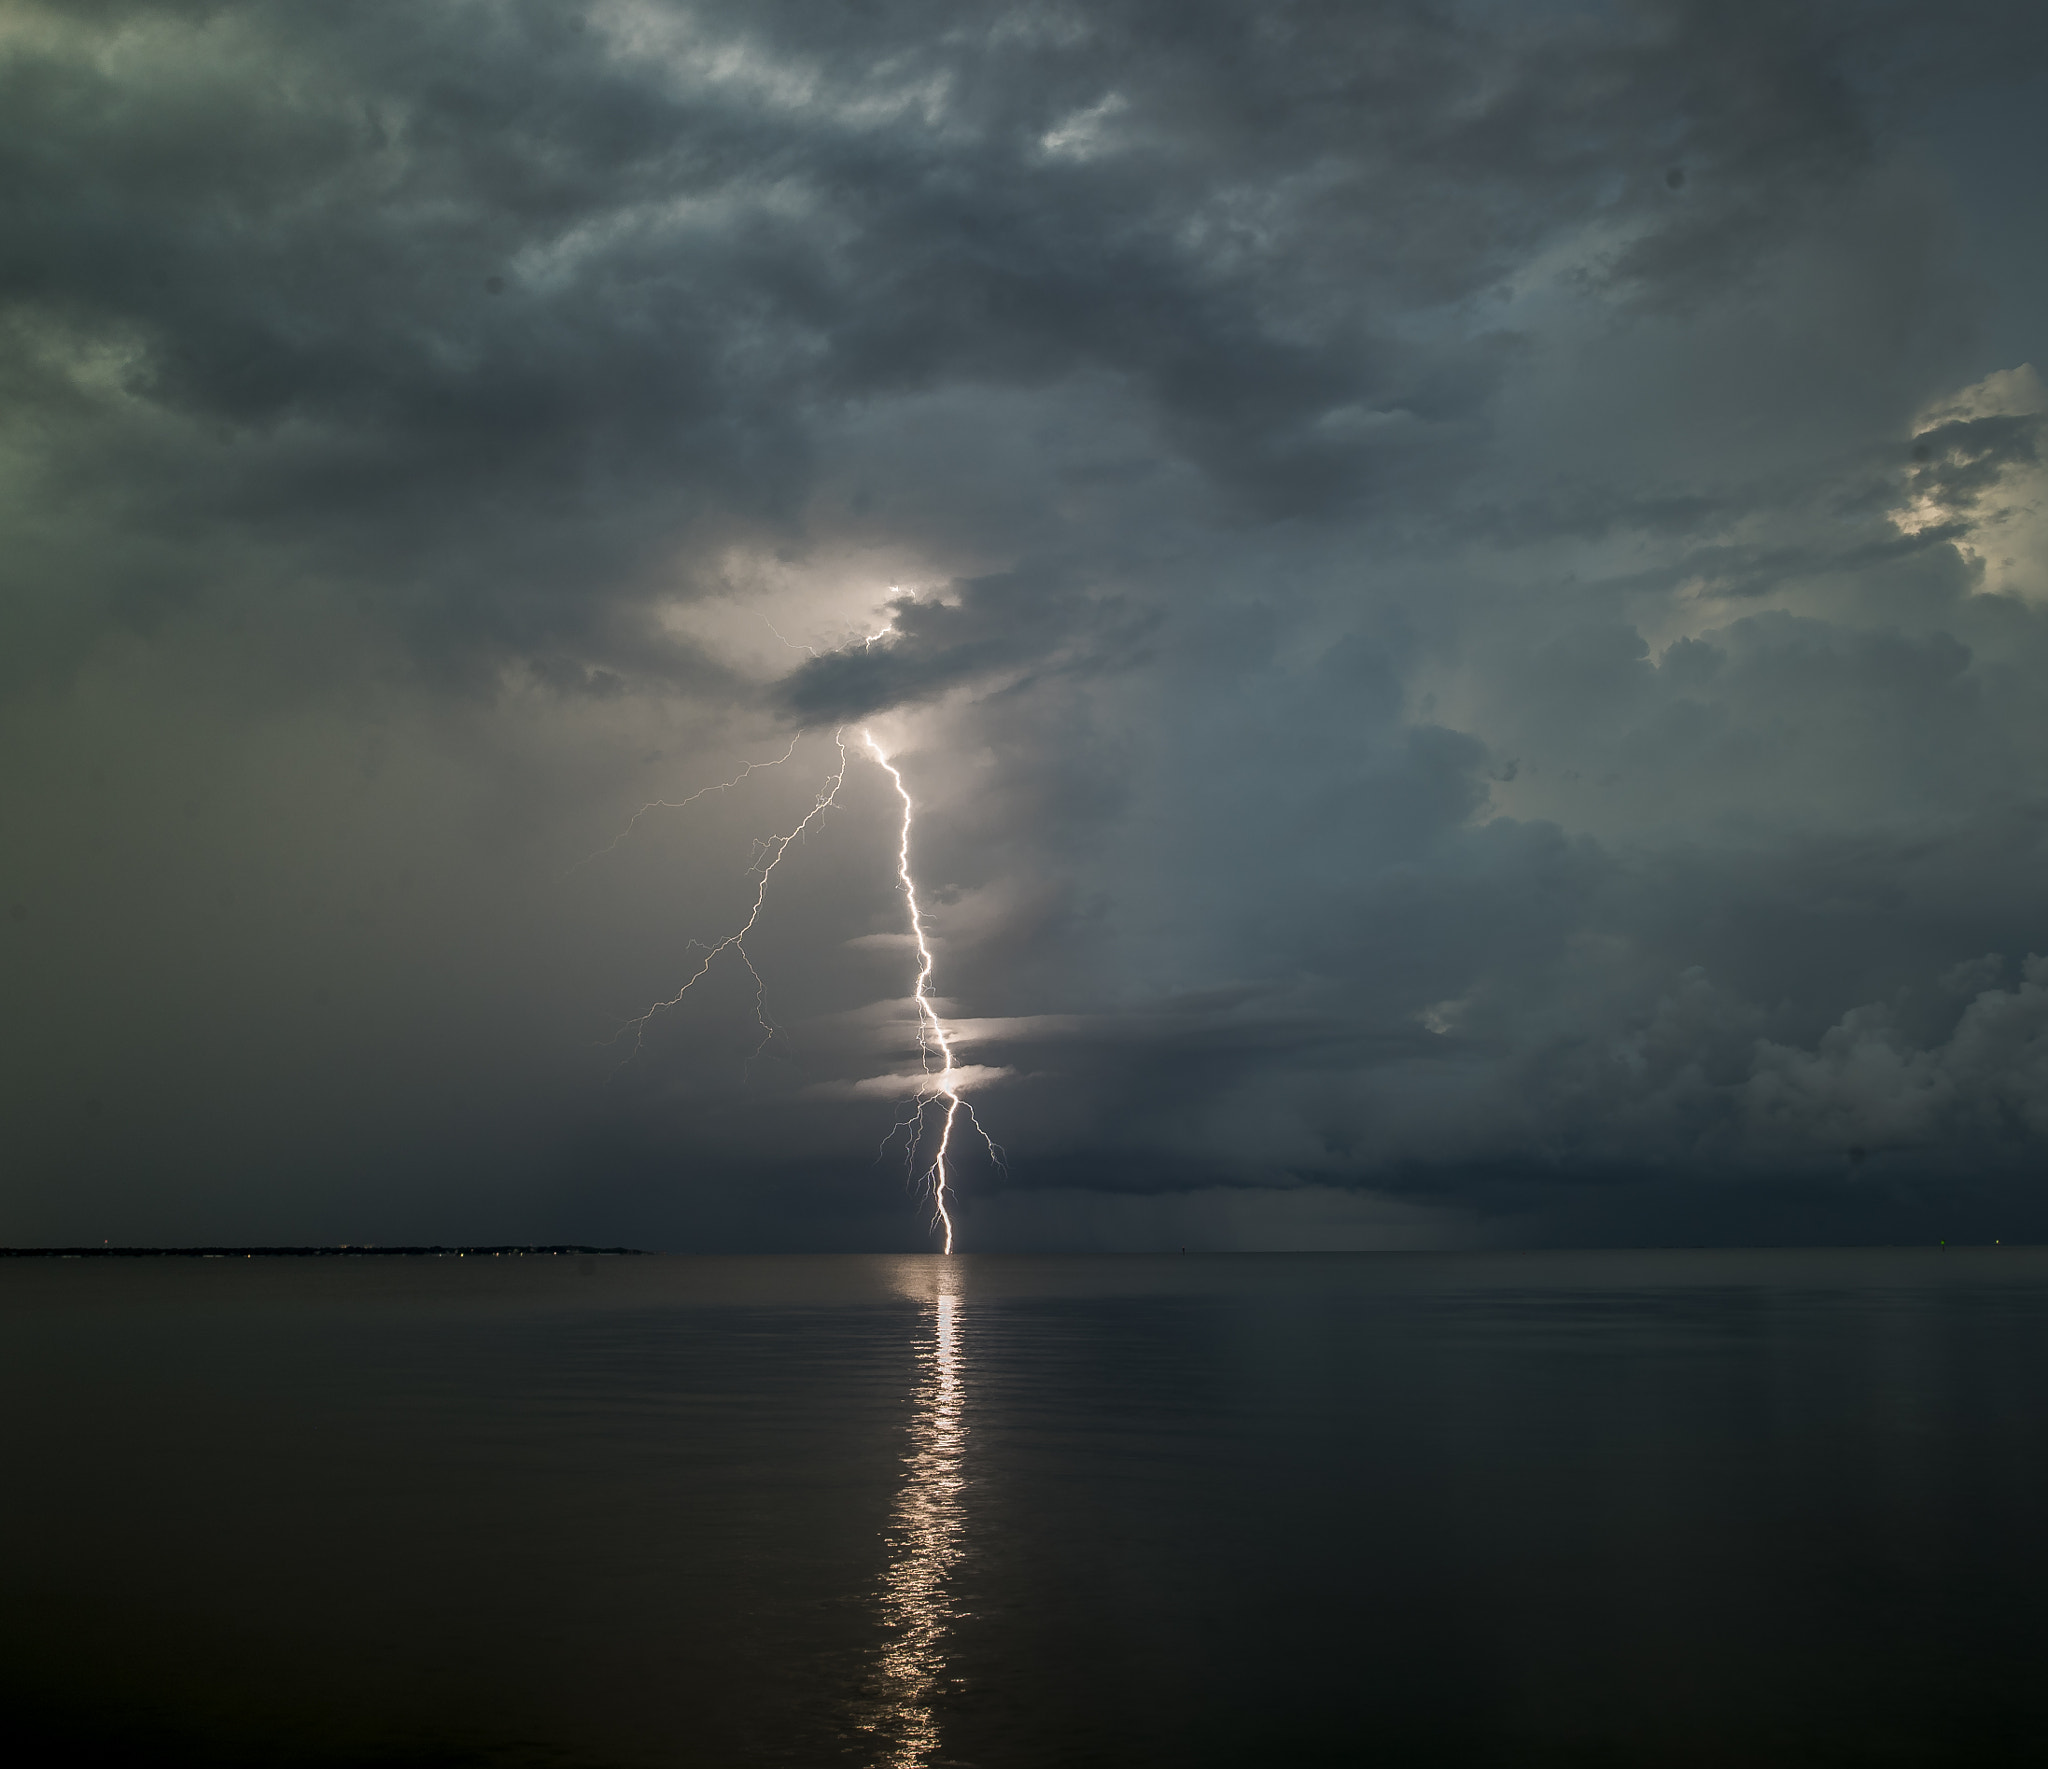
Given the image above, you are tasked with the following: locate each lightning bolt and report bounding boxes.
[864,730,1005,1254]
[593,606,1005,1252]
[614,731,851,1063]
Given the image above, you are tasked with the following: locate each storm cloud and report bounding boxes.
[6,0,2048,1248]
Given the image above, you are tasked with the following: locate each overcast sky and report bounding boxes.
[6,0,2048,1250]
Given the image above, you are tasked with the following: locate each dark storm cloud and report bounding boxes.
[8,0,2048,1249]
[0,0,1955,664]
[777,566,1153,721]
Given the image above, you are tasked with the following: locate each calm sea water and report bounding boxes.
[3,1250,2046,1767]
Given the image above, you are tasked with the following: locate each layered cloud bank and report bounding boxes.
[5,1,2048,1247]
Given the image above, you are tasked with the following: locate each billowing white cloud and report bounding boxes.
[1896,364,2048,600]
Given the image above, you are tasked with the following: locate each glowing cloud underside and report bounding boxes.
[604,717,1002,1251]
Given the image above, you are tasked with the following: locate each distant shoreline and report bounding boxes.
[0,1245,648,1259]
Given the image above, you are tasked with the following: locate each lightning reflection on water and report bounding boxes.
[858,1285,968,1768]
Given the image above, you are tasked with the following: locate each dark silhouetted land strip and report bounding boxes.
[0,1245,646,1258]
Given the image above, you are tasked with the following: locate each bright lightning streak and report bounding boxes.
[863,730,1004,1254]
[615,731,851,1062]
[587,613,1002,1252]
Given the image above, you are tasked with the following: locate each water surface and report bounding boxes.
[3,1249,2045,1766]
